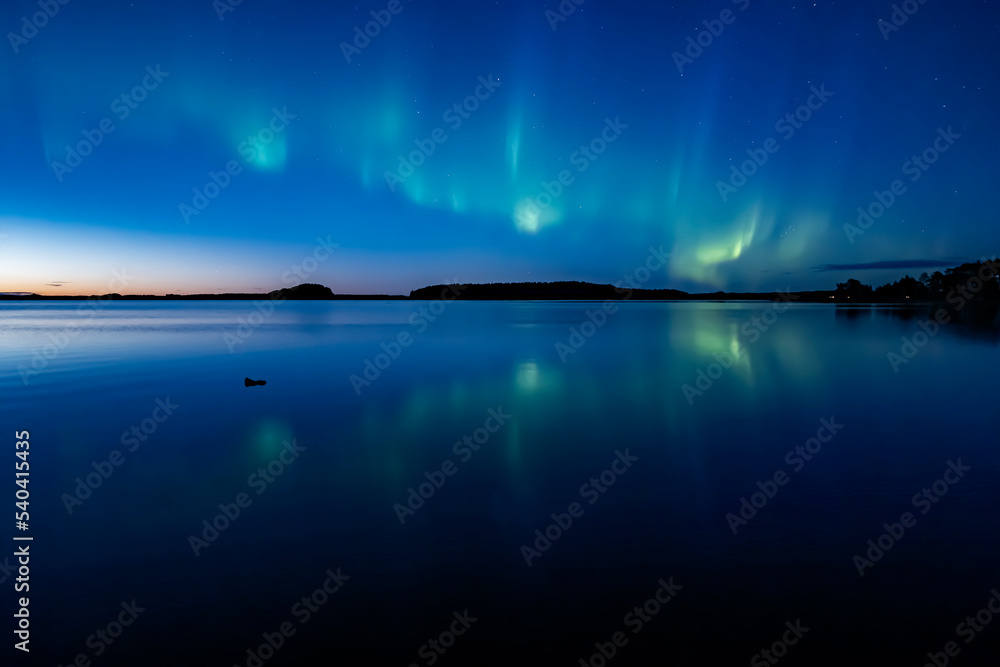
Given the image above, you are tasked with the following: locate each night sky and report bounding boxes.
[1,0,997,295]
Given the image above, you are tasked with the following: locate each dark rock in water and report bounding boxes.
[245,378,267,387]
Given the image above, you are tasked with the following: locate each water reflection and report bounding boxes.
[2,301,999,664]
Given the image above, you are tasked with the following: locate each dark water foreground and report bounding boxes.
[2,301,999,665]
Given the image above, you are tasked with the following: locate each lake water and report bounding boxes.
[2,300,999,665]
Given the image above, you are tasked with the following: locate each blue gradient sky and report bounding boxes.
[1,0,998,295]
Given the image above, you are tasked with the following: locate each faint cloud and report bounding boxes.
[814,259,957,272]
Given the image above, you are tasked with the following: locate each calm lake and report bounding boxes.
[3,300,999,665]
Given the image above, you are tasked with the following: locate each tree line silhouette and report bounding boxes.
[835,260,1000,302]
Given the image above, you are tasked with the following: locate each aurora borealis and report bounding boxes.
[1,0,997,295]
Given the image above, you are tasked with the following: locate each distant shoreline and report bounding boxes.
[0,295,941,304]
[0,286,947,305]
[4,260,996,305]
